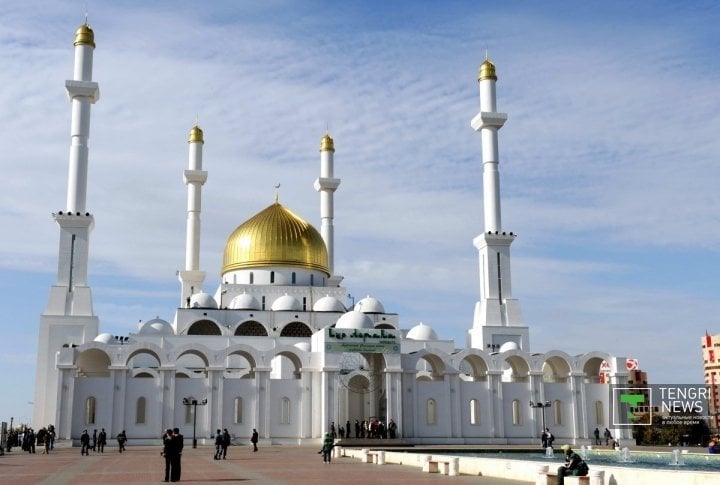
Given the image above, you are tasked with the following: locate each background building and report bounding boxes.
[702,332,720,432]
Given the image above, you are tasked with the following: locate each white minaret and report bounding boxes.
[314,133,343,286]
[178,125,207,306]
[468,59,529,351]
[34,22,101,430]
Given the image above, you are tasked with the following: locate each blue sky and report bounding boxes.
[1,1,719,425]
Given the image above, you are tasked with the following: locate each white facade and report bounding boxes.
[34,23,632,445]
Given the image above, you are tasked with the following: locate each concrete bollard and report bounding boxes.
[361,448,371,463]
[448,457,459,476]
[376,450,385,465]
[589,469,604,485]
[535,464,549,485]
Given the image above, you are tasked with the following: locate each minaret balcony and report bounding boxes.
[471,111,507,131]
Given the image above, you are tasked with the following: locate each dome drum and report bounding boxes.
[223,267,327,287]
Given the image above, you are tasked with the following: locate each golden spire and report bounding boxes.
[74,22,96,48]
[478,57,497,82]
[188,124,204,144]
[320,133,335,152]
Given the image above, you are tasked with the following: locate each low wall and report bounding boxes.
[339,448,718,485]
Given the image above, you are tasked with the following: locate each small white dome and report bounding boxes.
[313,295,346,312]
[190,292,218,309]
[335,310,374,330]
[294,342,311,352]
[94,333,114,344]
[138,318,174,336]
[406,322,438,341]
[228,293,261,310]
[354,296,385,314]
[271,294,302,311]
[499,341,519,352]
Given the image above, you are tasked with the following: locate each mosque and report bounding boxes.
[33,22,632,445]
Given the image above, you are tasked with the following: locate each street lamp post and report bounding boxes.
[182,398,207,448]
[529,400,552,436]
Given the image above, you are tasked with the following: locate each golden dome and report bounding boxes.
[188,125,204,144]
[320,133,335,152]
[74,23,96,48]
[222,202,329,276]
[478,59,497,81]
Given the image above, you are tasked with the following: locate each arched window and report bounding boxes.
[234,397,243,424]
[470,399,480,425]
[281,397,291,424]
[595,400,604,425]
[280,322,312,337]
[310,274,314,286]
[249,272,254,284]
[85,396,96,425]
[270,271,275,283]
[187,319,221,335]
[512,399,522,425]
[292,272,296,284]
[261,296,266,310]
[427,398,436,425]
[136,397,146,424]
[554,400,562,426]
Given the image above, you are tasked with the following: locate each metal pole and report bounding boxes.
[192,401,198,448]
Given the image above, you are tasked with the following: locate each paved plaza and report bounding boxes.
[0,443,533,484]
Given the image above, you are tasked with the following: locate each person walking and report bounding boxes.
[593,427,600,445]
[116,430,127,452]
[92,429,97,452]
[221,428,230,459]
[251,428,259,452]
[320,432,334,464]
[170,428,184,482]
[98,428,107,453]
[603,428,611,446]
[214,429,223,460]
[80,430,90,455]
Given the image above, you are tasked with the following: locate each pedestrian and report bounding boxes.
[221,428,230,459]
[214,429,223,460]
[162,429,174,482]
[346,420,351,439]
[330,422,336,439]
[251,428,259,452]
[320,432,334,463]
[546,428,555,449]
[593,427,600,445]
[117,430,127,452]
[354,420,360,439]
[556,444,589,484]
[48,424,56,450]
[388,419,397,439]
[80,429,90,455]
[603,428,611,446]
[171,428,184,482]
[98,428,107,453]
[92,429,97,452]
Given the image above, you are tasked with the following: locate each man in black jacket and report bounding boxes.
[171,428,184,482]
